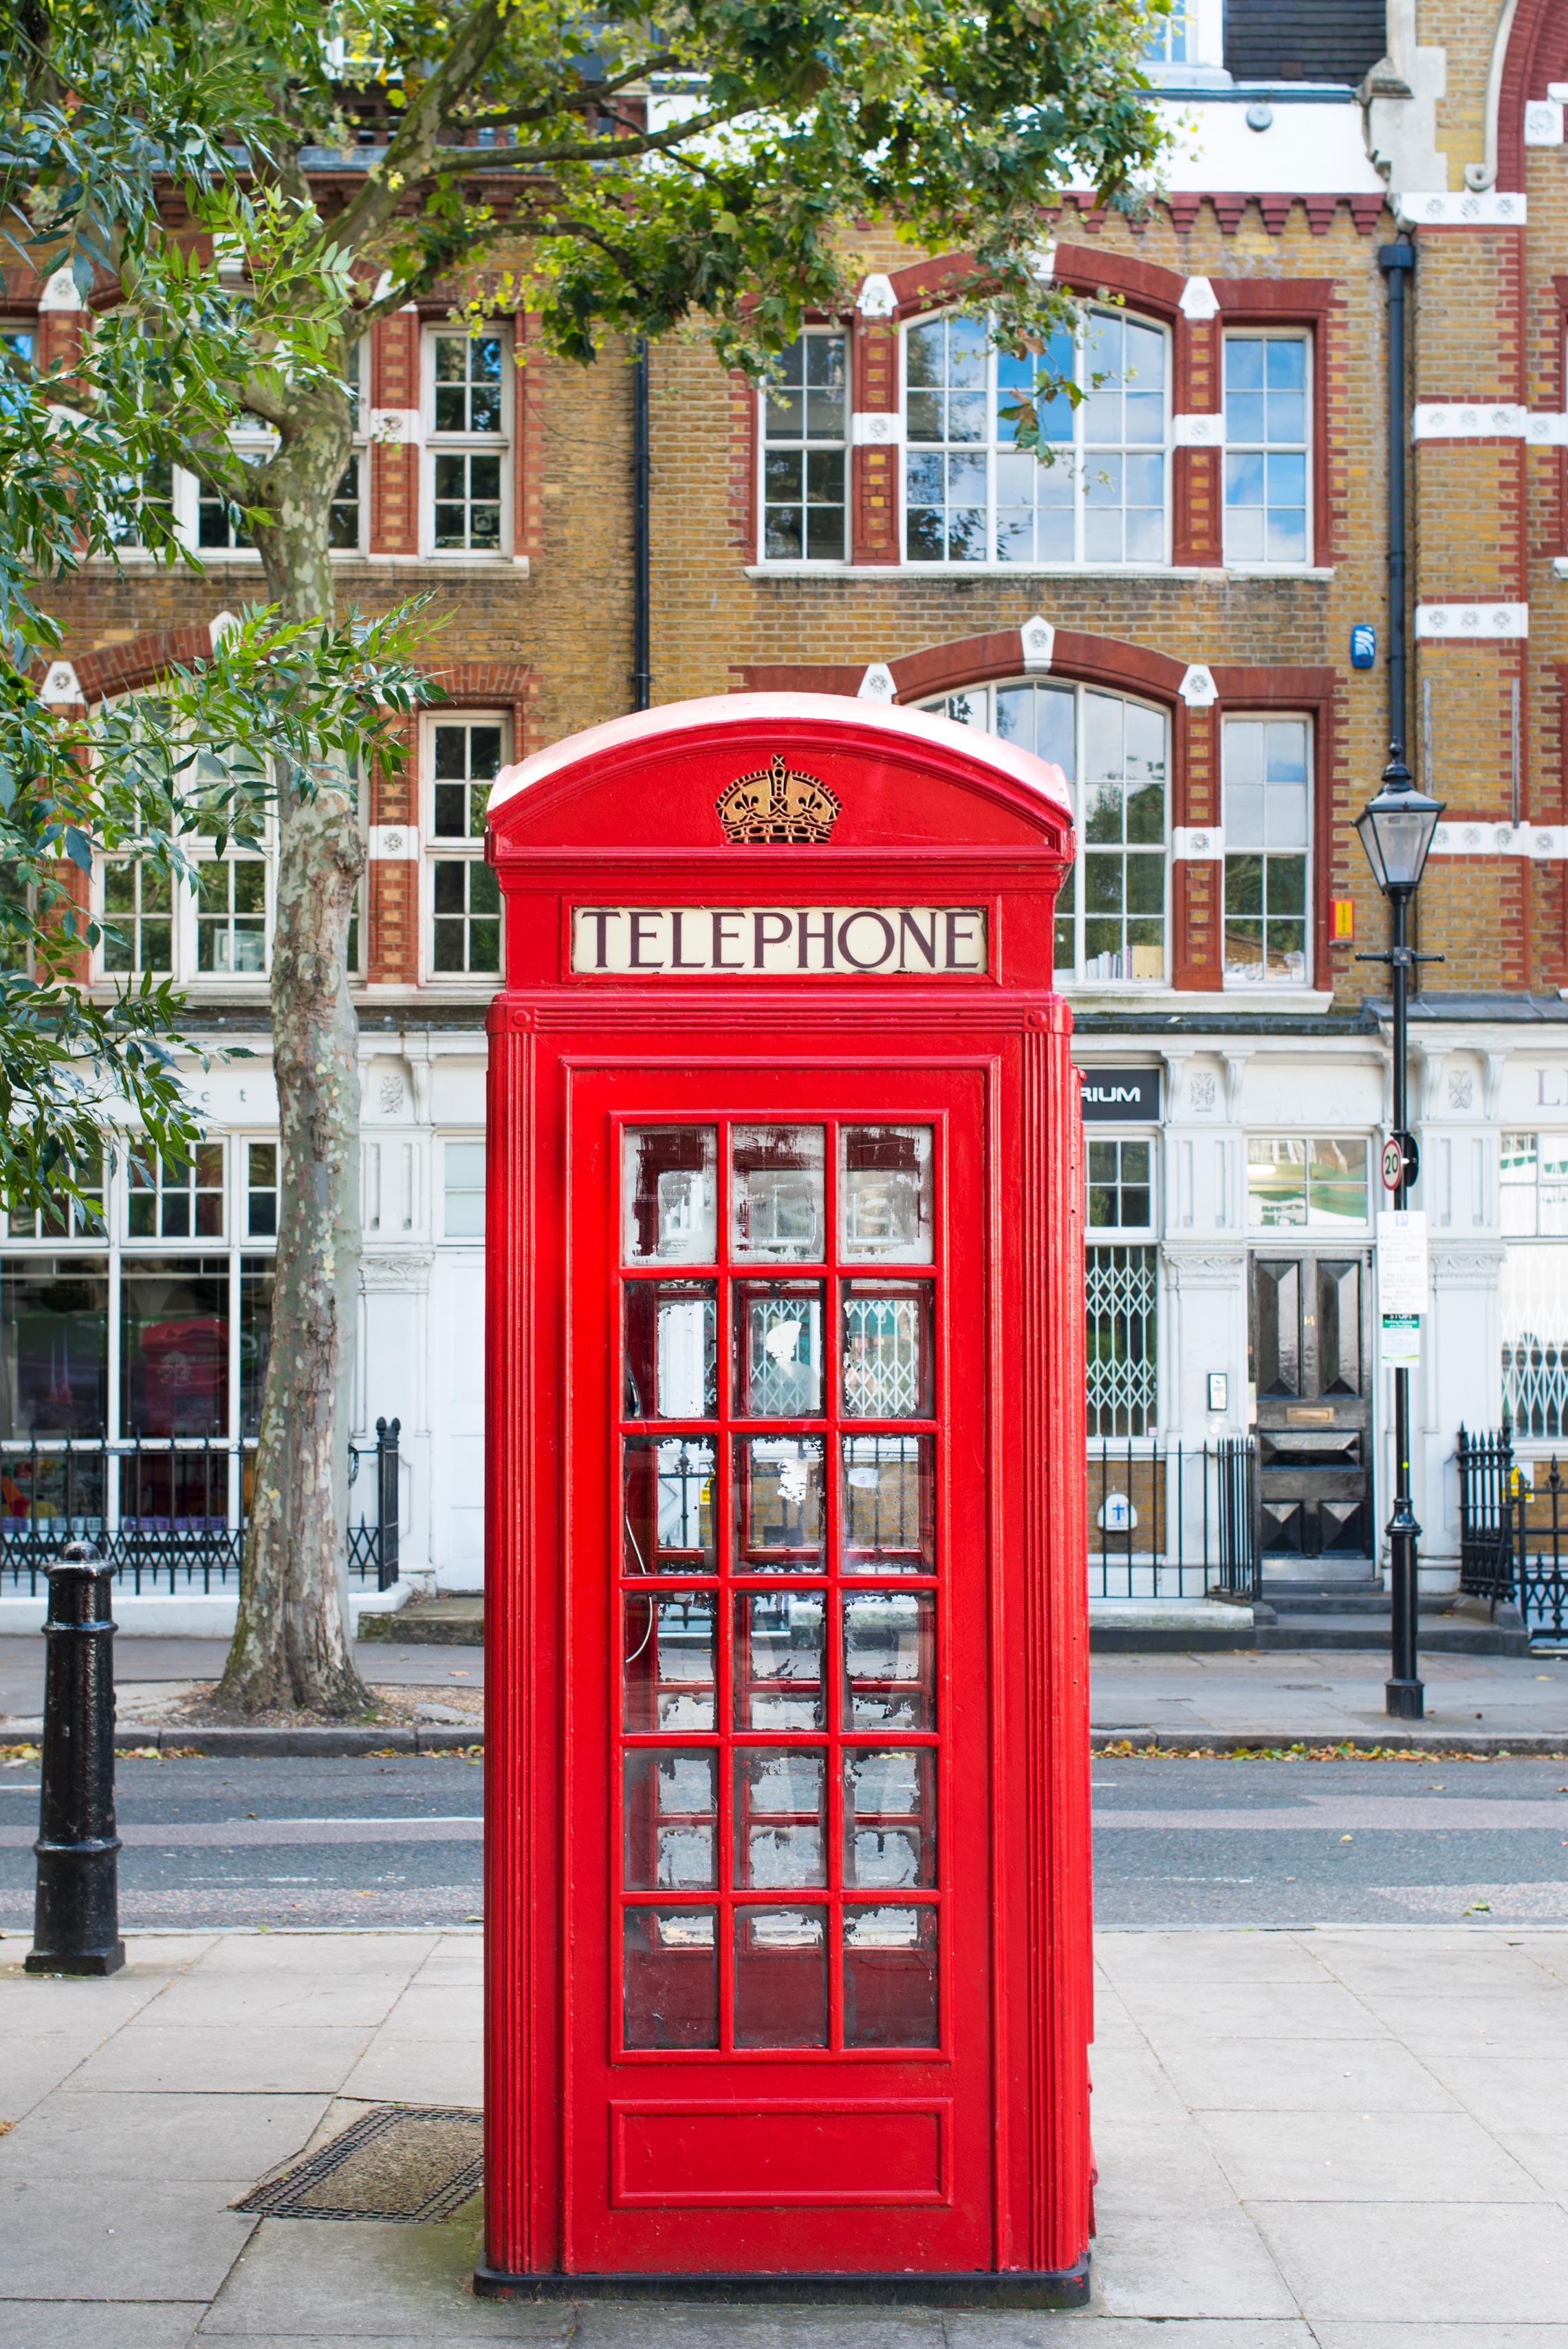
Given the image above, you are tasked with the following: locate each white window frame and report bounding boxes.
[921,678,1171,987]
[1245,1135,1373,1235]
[1221,328,1313,571]
[441,1135,486,1242]
[900,306,1172,571]
[329,336,372,559]
[421,323,512,559]
[1221,713,1313,990]
[1086,1129,1160,1240]
[95,831,276,992]
[756,327,850,567]
[171,424,276,559]
[420,711,508,984]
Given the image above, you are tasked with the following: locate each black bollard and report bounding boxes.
[27,1544,125,1976]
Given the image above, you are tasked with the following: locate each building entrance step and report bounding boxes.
[359,1594,484,1645]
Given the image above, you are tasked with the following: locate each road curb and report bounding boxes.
[99,1725,483,1757]
[28,1724,1554,1760]
[1092,1729,1568,1757]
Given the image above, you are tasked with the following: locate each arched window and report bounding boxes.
[922,680,1169,984]
[902,310,1169,567]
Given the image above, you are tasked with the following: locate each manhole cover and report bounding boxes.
[236,2103,482,2223]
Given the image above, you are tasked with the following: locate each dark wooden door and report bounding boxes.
[1249,1251,1374,1561]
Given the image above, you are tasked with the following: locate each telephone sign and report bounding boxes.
[479,695,1092,2308]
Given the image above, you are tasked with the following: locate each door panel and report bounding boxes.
[1250,1251,1373,1563]
[566,1073,992,2273]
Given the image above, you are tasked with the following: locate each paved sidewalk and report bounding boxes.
[5,1925,1568,2343]
[6,1638,1568,1745]
[1093,1648,1568,1746]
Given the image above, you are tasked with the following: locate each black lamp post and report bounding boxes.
[1355,747,1444,1721]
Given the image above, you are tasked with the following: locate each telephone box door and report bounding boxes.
[565,1065,994,2273]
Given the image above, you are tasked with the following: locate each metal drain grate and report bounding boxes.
[236,2103,483,2223]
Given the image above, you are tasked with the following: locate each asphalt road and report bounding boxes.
[6,1753,1568,1931]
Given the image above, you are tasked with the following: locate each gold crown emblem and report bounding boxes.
[716,753,841,845]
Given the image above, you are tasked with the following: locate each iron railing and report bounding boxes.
[1457,1422,1568,1642]
[1088,1436,1259,1601]
[0,1416,400,1594]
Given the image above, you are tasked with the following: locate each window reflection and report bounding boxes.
[731,1125,825,1259]
[840,1127,933,1262]
[623,1127,717,1263]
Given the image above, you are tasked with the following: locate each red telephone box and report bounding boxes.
[478,694,1091,2306]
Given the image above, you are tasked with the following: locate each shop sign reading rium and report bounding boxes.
[571,905,988,975]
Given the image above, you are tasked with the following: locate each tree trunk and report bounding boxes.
[219,404,370,1716]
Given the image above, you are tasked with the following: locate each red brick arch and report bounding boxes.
[1499,0,1568,192]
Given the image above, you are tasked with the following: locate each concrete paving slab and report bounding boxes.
[1308,2330,1568,2348]
[197,2215,567,2338]
[571,2310,945,2347]
[1494,2127,1568,2197]
[1196,2108,1548,2203]
[1151,2033,1461,2113]
[0,2090,328,2183]
[1092,1934,1334,1987]
[70,2024,375,2097]
[1089,2210,1298,2319]
[1106,1980,1392,2042]
[950,2327,1318,2349]
[1252,2198,1568,2324]
[376,1983,481,2039]
[0,2306,203,2348]
[149,1971,417,2032]
[0,2178,257,2302]
[1418,2050,1568,2132]
[1089,2118,1256,2220]
[335,2033,483,2106]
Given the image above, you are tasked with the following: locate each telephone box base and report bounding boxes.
[474,2259,1091,2309]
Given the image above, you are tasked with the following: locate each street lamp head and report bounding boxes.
[1355,745,1444,898]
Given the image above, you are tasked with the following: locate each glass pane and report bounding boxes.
[623,1437,716,1575]
[624,1281,717,1418]
[734,1281,824,1417]
[731,1125,825,1260]
[734,1592,825,1728]
[843,1592,935,1729]
[842,1435,935,1574]
[844,1749,936,1888]
[734,1907,827,2048]
[1307,1138,1369,1228]
[1247,1138,1307,1228]
[736,1436,825,1572]
[623,1748,716,1890]
[843,1905,938,2048]
[0,1261,109,1440]
[840,1127,934,1262]
[120,1258,228,1438]
[734,1747,827,1888]
[623,1592,716,1730]
[842,1281,933,1418]
[623,1127,717,1263]
[623,1908,717,2050]
[239,1257,274,1440]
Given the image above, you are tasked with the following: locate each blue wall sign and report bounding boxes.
[1351,625,1377,669]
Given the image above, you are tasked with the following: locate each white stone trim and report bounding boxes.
[1179,275,1220,321]
[1179,664,1219,706]
[369,823,420,860]
[38,267,83,312]
[1430,821,1568,858]
[1173,412,1225,448]
[1525,100,1565,146]
[1415,602,1528,640]
[1019,615,1055,672]
[38,660,82,706]
[1413,402,1527,440]
[856,274,897,318]
[1173,825,1223,862]
[857,663,897,703]
[1528,413,1568,446]
[851,411,903,448]
[1395,189,1527,226]
[370,408,422,446]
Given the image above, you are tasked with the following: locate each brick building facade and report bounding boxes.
[4,0,1566,1612]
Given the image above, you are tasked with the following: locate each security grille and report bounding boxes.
[1501,1244,1568,1439]
[1086,1244,1158,1438]
[843,1294,922,1416]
